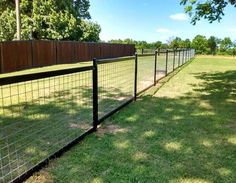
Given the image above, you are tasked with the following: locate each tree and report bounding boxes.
[233,41,236,56]
[151,41,162,49]
[181,39,191,48]
[160,43,169,49]
[181,0,236,24]
[192,35,208,54]
[220,37,232,51]
[0,8,16,41]
[0,0,101,41]
[170,37,182,49]
[208,36,217,55]
[80,20,101,42]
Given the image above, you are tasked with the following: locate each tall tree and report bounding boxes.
[181,39,191,48]
[220,37,233,51]
[181,0,236,24]
[208,36,217,55]
[170,37,182,49]
[192,35,208,54]
[0,0,101,41]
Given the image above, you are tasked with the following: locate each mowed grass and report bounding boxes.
[0,54,171,182]
[26,57,236,183]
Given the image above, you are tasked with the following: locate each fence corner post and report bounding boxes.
[154,50,157,85]
[173,49,176,71]
[92,58,98,130]
[178,49,180,67]
[165,49,169,76]
[134,53,138,101]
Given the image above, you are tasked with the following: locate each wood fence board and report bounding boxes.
[0,40,135,73]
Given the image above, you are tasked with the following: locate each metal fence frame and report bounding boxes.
[0,48,195,183]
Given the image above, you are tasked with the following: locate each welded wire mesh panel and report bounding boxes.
[156,52,166,81]
[181,50,185,65]
[0,71,93,183]
[173,51,179,69]
[177,51,182,67]
[137,55,155,93]
[97,59,134,119]
[167,51,174,74]
[143,49,155,54]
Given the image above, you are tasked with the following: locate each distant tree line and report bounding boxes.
[108,36,236,56]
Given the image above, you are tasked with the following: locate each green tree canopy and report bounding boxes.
[181,0,236,24]
[0,0,101,41]
[192,35,208,54]
[220,37,233,51]
[208,36,217,55]
[170,37,182,49]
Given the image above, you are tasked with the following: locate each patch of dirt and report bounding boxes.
[96,124,129,137]
[25,170,53,183]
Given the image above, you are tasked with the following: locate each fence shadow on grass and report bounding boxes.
[38,70,236,183]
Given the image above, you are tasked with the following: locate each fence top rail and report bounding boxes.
[97,56,135,65]
[136,53,155,57]
[0,65,94,86]
[158,49,192,53]
[137,49,194,55]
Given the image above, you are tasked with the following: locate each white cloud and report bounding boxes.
[156,28,171,33]
[170,13,188,21]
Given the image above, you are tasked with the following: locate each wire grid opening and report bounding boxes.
[181,50,185,65]
[156,53,167,81]
[137,55,155,92]
[0,71,93,183]
[178,51,182,66]
[167,52,174,74]
[97,59,134,119]
[173,51,179,69]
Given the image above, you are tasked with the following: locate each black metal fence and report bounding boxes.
[0,49,195,183]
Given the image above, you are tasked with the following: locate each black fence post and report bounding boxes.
[185,49,187,63]
[92,58,98,130]
[189,49,190,60]
[154,50,157,85]
[183,49,185,63]
[165,50,168,76]
[178,49,180,67]
[187,49,189,61]
[142,48,144,55]
[134,53,138,100]
[173,49,176,71]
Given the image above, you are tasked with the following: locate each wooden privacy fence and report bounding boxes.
[0,40,135,73]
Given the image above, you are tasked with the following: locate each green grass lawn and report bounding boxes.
[25,57,236,183]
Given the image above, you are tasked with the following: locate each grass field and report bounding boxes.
[1,53,183,182]
[25,57,236,183]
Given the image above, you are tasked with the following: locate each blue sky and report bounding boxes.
[89,0,236,43]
